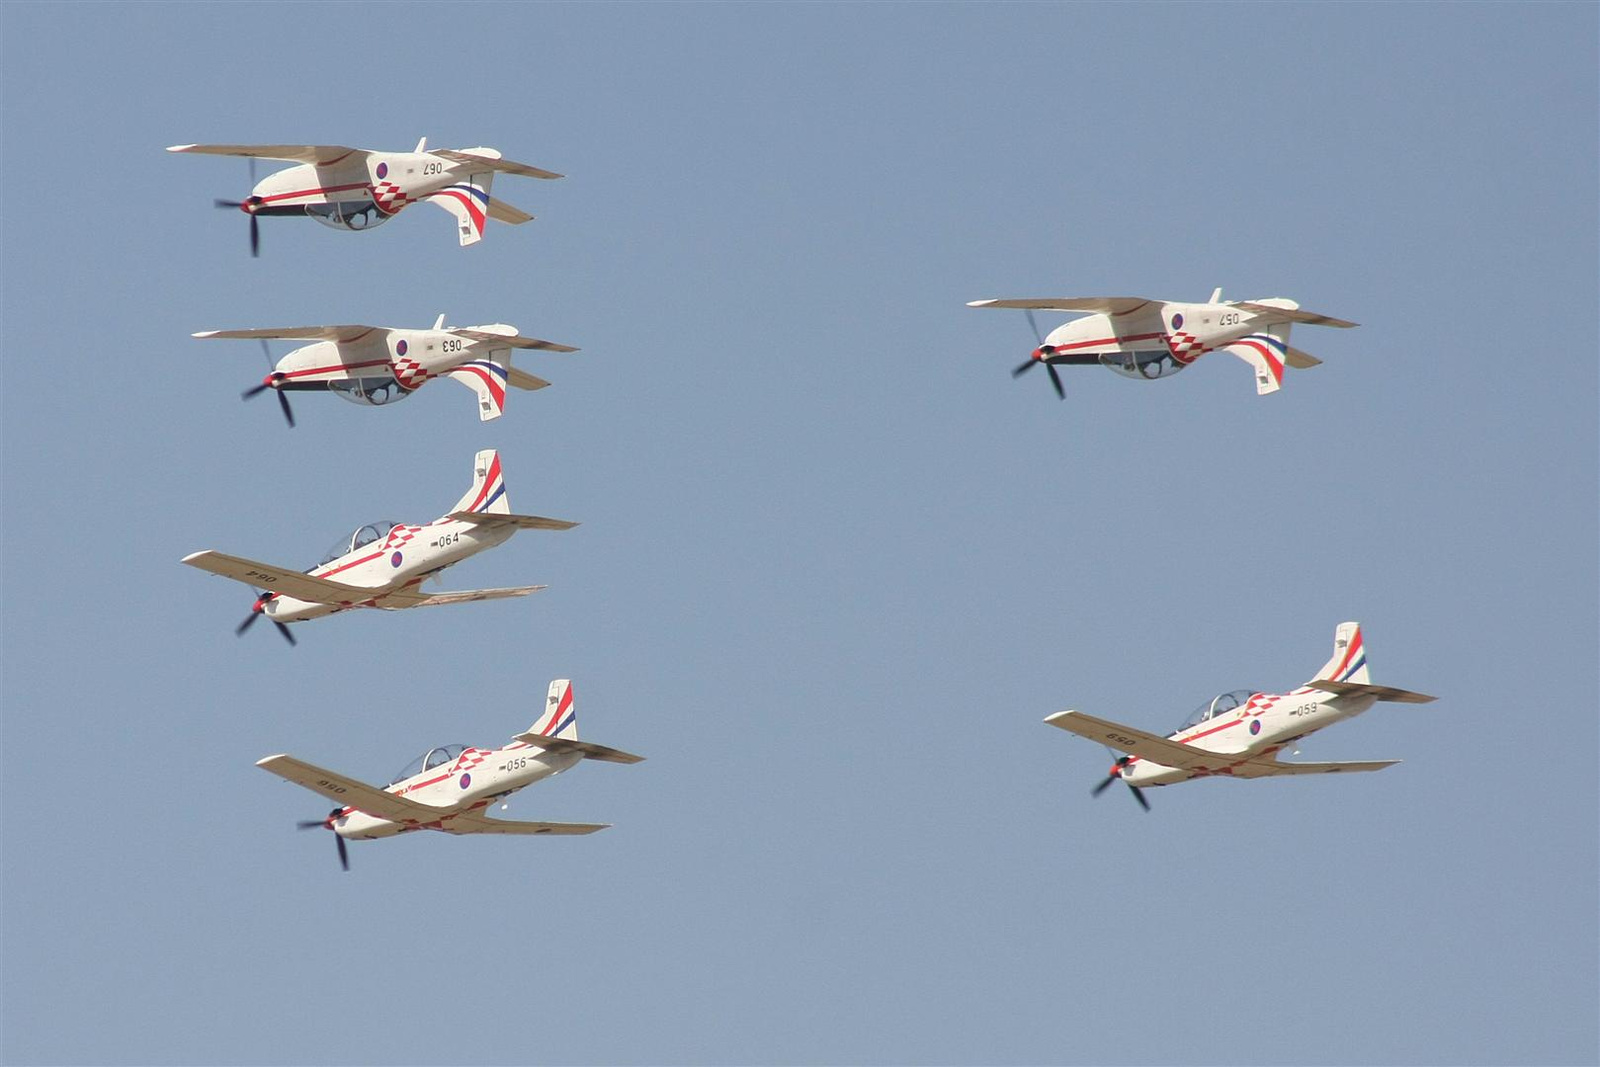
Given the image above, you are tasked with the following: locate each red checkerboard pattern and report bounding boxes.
[371,180,413,214]
[383,525,418,550]
[391,358,432,389]
[1166,330,1210,365]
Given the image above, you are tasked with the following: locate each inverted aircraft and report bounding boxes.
[168,139,561,254]
[1045,622,1435,809]
[261,679,642,870]
[196,315,577,425]
[182,449,574,644]
[968,289,1356,398]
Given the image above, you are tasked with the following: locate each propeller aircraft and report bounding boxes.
[182,449,575,645]
[1045,622,1435,810]
[261,679,642,870]
[168,138,561,254]
[196,315,577,425]
[968,289,1356,398]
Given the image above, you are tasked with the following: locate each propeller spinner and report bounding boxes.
[1010,308,1064,399]
[297,808,349,870]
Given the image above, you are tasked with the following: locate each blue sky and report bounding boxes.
[2,3,1596,1064]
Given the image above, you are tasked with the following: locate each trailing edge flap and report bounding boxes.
[447,511,579,530]
[1307,680,1436,703]
[512,734,646,764]
[1232,755,1401,778]
[406,586,546,608]
[442,812,607,835]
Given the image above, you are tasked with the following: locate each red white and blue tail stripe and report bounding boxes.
[426,172,493,246]
[448,449,511,516]
[530,679,579,740]
[1222,330,1290,395]
[444,358,509,421]
[1314,622,1371,685]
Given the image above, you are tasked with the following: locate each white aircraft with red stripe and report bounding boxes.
[168,138,560,255]
[260,680,643,870]
[195,315,576,425]
[182,449,574,645]
[968,289,1357,398]
[1046,623,1435,810]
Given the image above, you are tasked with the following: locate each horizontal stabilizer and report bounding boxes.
[432,149,563,180]
[448,511,579,531]
[507,368,551,391]
[442,812,607,835]
[182,550,376,605]
[968,297,1157,316]
[256,755,444,822]
[486,197,534,224]
[1233,755,1400,778]
[448,328,578,353]
[194,325,382,344]
[406,585,545,608]
[1044,710,1234,772]
[512,734,646,764]
[1285,347,1322,368]
[168,143,366,166]
[1231,302,1358,328]
[1307,680,1436,704]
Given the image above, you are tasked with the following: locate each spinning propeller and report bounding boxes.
[1011,308,1064,399]
[1092,755,1150,811]
[241,339,294,427]
[214,158,262,256]
[297,808,349,871]
[236,591,296,646]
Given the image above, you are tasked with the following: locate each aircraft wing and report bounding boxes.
[405,585,547,608]
[487,197,534,224]
[512,734,646,764]
[193,325,383,344]
[168,144,367,166]
[1231,302,1358,328]
[181,551,376,605]
[1043,711,1236,772]
[442,811,608,835]
[448,329,578,353]
[967,297,1158,316]
[446,511,580,531]
[256,755,446,823]
[1307,680,1437,703]
[1232,754,1400,778]
[432,149,564,180]
[506,368,552,391]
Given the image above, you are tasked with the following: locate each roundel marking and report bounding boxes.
[390,551,403,568]
[1249,719,1262,735]
[376,162,389,179]
[1172,312,1184,329]
[459,773,472,789]
[396,338,408,356]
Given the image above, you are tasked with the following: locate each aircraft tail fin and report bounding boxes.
[444,357,510,421]
[447,449,511,516]
[1221,323,1292,395]
[527,679,580,741]
[1312,622,1371,684]
[426,170,493,246]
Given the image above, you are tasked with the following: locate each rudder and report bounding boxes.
[446,449,511,516]
[427,170,494,246]
[1312,622,1370,684]
[528,679,579,740]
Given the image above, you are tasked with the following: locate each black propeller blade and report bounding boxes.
[297,808,349,870]
[1009,308,1064,399]
[236,594,296,646]
[1092,756,1150,811]
[241,374,295,427]
[214,198,261,257]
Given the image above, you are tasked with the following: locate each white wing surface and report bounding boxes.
[181,551,377,605]
[1231,302,1358,328]
[193,325,384,344]
[512,734,647,764]
[967,297,1158,316]
[446,512,579,530]
[405,585,546,608]
[256,755,445,822]
[1043,710,1236,772]
[168,144,368,166]
[432,149,563,179]
[442,812,607,835]
[448,329,578,352]
[1232,755,1400,778]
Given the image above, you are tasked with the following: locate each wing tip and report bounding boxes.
[166,144,197,153]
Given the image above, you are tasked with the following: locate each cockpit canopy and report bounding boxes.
[389,744,469,786]
[319,521,401,565]
[328,375,411,407]
[1100,349,1186,380]
[305,200,393,231]
[1177,689,1261,732]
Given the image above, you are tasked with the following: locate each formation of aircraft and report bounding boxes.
[261,680,643,870]
[968,289,1356,398]
[169,138,561,254]
[1045,622,1435,810]
[181,449,574,644]
[196,315,577,425]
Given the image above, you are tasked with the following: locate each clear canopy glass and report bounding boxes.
[388,744,469,786]
[1101,348,1186,380]
[318,521,401,565]
[305,200,393,231]
[328,375,412,407]
[1176,689,1261,732]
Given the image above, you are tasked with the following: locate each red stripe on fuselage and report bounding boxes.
[1052,331,1166,353]
[256,182,372,206]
